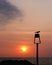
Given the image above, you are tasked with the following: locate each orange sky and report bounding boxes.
[0,31,52,57]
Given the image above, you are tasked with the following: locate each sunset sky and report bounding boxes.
[0,0,52,57]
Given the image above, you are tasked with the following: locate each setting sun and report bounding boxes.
[21,46,27,52]
[16,45,35,57]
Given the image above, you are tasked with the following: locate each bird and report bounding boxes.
[35,31,40,33]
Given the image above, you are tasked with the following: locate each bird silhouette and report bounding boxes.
[35,31,40,33]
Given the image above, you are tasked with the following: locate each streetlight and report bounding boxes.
[34,31,41,65]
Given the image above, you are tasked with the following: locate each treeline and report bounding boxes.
[0,60,34,65]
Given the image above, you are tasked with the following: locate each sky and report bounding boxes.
[0,0,52,57]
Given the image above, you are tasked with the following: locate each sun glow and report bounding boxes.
[21,46,27,52]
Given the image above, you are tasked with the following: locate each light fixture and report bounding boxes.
[34,31,41,65]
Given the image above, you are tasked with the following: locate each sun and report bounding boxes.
[21,46,27,52]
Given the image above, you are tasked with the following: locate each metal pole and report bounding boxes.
[36,43,38,65]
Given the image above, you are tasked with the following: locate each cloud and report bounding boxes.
[0,0,23,25]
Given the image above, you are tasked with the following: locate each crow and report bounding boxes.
[35,31,40,33]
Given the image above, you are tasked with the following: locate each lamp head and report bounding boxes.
[34,31,41,44]
[35,31,40,38]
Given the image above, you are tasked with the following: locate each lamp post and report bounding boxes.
[34,31,41,65]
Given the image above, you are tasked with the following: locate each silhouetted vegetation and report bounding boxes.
[0,60,34,65]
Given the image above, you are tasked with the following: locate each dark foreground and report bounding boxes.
[0,60,34,65]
